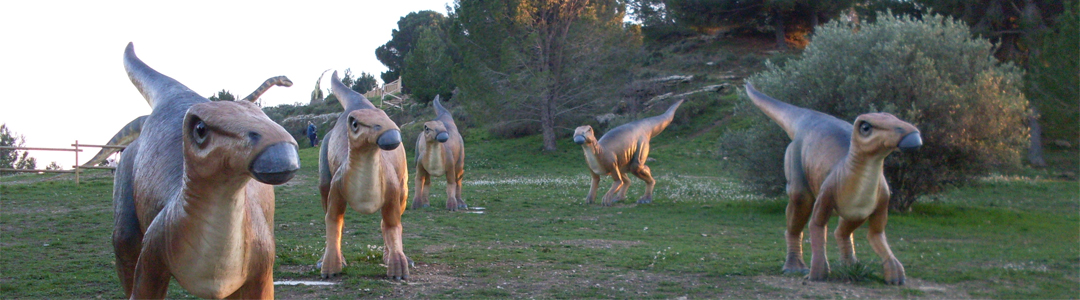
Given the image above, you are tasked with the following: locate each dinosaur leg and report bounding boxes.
[129,246,171,299]
[807,191,835,281]
[783,185,813,274]
[444,175,459,211]
[413,167,430,209]
[454,168,467,209]
[867,202,905,285]
[226,268,274,300]
[601,169,625,206]
[586,173,600,204]
[835,217,866,265]
[632,165,655,204]
[112,166,142,296]
[616,172,632,202]
[320,185,347,278]
[381,195,409,280]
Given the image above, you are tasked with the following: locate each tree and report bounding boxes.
[208,89,236,101]
[1,124,37,171]
[723,13,1029,211]
[45,161,62,171]
[351,71,379,95]
[665,0,857,49]
[452,0,642,151]
[1025,0,1078,144]
[403,26,455,104]
[376,10,449,83]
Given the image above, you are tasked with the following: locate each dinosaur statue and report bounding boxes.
[82,76,293,168]
[111,43,299,299]
[413,95,467,211]
[572,99,683,206]
[316,71,410,280]
[744,83,921,285]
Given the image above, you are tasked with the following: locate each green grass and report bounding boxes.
[2,122,1077,298]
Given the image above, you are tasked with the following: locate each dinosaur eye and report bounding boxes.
[859,121,872,136]
[192,120,208,144]
[349,117,359,131]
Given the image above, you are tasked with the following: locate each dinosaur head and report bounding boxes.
[851,113,922,156]
[573,125,597,145]
[423,121,450,143]
[346,108,402,151]
[183,100,300,185]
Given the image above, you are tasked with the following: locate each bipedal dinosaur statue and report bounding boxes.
[413,95,467,211]
[316,71,410,280]
[83,76,293,168]
[112,43,300,299]
[572,99,683,206]
[744,83,922,285]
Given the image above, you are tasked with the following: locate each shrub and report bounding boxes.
[722,13,1029,211]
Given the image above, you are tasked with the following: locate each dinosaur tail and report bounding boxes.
[745,83,805,139]
[646,99,684,137]
[81,115,148,168]
[432,95,450,118]
[240,76,293,103]
[123,42,200,109]
[330,71,376,111]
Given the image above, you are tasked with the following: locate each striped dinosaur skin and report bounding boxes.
[316,71,410,280]
[240,76,293,103]
[112,43,300,299]
[745,83,922,285]
[573,100,683,206]
[413,95,467,211]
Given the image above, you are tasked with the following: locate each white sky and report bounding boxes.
[0,0,453,169]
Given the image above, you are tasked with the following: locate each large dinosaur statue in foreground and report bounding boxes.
[745,83,922,285]
[82,76,293,168]
[413,95,467,211]
[317,71,410,280]
[572,100,683,206]
[112,43,299,299]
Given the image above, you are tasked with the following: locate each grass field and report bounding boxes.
[2,111,1077,299]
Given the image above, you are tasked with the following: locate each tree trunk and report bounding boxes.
[774,10,788,50]
[541,94,558,152]
[1028,110,1048,167]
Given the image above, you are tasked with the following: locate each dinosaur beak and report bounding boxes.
[898,132,922,152]
[377,129,402,150]
[250,142,300,185]
[436,132,450,143]
[573,135,586,145]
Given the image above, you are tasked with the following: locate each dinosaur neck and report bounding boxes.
[581,141,607,174]
[343,147,385,204]
[174,175,251,286]
[832,147,888,218]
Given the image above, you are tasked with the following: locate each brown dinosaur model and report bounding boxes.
[413,95,467,211]
[83,76,292,168]
[572,99,683,206]
[112,43,299,299]
[745,83,922,285]
[317,71,410,280]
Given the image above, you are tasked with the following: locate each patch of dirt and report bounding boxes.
[752,275,972,299]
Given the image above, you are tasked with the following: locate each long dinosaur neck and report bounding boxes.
[834,145,888,215]
[174,175,251,283]
[344,147,385,198]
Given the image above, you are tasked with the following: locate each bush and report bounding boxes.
[723,13,1029,211]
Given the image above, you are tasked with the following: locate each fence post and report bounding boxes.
[74,140,80,185]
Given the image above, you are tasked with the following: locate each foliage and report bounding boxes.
[376,10,448,83]
[728,13,1030,211]
[403,25,455,104]
[207,89,236,101]
[450,0,642,151]
[1,124,36,171]
[351,71,379,95]
[665,0,857,48]
[44,161,62,171]
[1026,0,1079,142]
[910,0,1067,63]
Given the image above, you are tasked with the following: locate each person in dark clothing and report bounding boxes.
[307,122,318,147]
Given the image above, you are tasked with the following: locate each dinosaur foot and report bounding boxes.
[636,196,652,204]
[385,251,410,280]
[882,259,906,285]
[317,255,347,278]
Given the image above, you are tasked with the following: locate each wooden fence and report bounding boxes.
[0,140,125,184]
